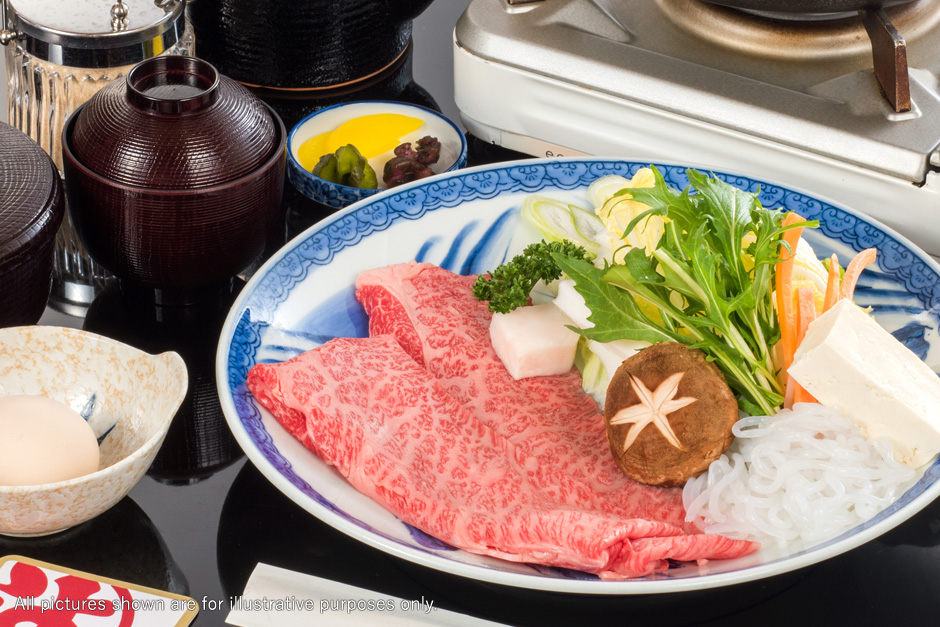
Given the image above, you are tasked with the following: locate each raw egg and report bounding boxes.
[297,113,424,171]
[0,395,101,486]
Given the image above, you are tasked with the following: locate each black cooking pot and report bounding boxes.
[707,0,913,12]
[189,0,435,89]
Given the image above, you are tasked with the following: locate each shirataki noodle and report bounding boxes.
[682,404,916,545]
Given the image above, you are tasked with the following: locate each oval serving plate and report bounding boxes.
[216,158,940,594]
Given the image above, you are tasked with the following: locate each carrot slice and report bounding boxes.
[823,253,841,312]
[792,287,818,405]
[796,286,816,347]
[784,374,796,410]
[775,212,806,373]
[793,384,817,405]
[840,248,877,302]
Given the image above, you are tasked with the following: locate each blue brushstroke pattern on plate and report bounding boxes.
[219,159,940,591]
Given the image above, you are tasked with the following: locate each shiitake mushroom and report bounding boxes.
[604,342,738,488]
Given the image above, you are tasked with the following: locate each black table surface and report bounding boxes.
[23,1,940,625]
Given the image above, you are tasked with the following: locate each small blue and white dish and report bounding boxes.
[286,101,468,209]
[217,158,940,594]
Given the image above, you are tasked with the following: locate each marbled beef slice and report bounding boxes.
[356,262,690,525]
[247,336,755,579]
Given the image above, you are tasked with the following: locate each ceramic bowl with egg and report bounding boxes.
[287,101,468,208]
[62,56,286,296]
[0,326,188,536]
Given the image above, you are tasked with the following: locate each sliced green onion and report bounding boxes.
[521,196,603,257]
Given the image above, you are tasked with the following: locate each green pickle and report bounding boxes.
[350,158,378,188]
[335,145,359,179]
[311,144,377,189]
[312,154,339,183]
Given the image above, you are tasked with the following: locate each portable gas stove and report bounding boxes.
[454,0,940,257]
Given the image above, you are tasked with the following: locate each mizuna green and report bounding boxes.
[553,167,815,416]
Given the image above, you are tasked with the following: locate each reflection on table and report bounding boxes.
[82,282,246,485]
[212,462,940,626]
[0,497,188,596]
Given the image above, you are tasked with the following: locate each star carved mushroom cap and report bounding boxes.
[609,372,697,453]
[604,342,739,488]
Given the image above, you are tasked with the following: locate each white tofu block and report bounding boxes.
[490,303,581,380]
[788,299,940,467]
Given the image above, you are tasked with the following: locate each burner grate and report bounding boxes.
[862,8,911,111]
[660,0,940,110]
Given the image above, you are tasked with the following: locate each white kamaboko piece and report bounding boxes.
[490,303,581,380]
[788,299,940,467]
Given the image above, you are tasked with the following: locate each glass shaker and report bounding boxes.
[1,0,194,314]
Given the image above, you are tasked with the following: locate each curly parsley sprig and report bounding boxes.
[473,241,591,314]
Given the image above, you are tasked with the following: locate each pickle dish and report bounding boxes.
[287,101,467,209]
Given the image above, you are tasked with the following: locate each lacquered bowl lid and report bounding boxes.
[69,56,279,190]
[0,123,63,260]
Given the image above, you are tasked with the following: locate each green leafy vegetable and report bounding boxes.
[555,252,680,346]
[473,241,591,314]
[555,166,817,415]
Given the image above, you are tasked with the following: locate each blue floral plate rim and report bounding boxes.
[216,157,940,594]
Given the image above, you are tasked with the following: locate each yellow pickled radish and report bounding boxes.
[298,114,424,171]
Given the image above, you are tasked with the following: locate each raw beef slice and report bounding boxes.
[356,262,693,528]
[247,335,756,579]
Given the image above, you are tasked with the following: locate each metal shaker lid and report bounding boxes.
[1,0,186,68]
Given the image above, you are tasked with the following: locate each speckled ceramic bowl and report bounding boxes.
[0,326,188,536]
[287,101,467,209]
